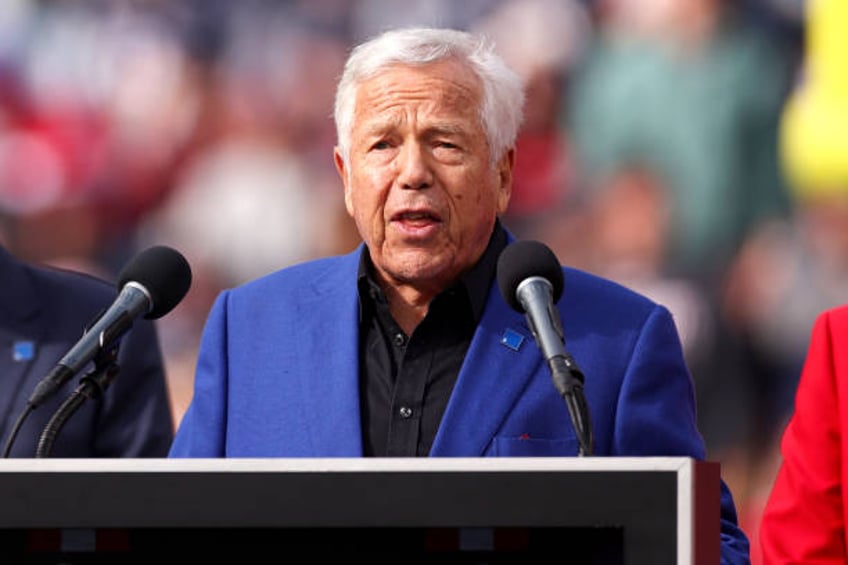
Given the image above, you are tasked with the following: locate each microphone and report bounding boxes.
[497,240,593,456]
[497,240,566,360]
[26,245,192,409]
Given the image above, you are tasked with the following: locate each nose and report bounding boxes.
[396,143,433,190]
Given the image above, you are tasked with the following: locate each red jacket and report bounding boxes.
[761,304,848,562]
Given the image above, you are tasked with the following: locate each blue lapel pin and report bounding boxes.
[12,341,35,362]
[500,328,525,352]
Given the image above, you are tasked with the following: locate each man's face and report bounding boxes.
[335,59,513,296]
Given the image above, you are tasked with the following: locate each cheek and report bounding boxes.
[462,174,506,214]
[452,188,495,232]
[348,172,389,220]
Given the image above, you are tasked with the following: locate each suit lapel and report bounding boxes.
[0,248,44,423]
[430,284,539,456]
[295,249,364,455]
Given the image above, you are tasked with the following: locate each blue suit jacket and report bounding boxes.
[0,246,173,457]
[171,242,750,563]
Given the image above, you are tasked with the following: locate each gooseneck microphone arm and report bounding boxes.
[550,355,593,456]
[36,343,121,458]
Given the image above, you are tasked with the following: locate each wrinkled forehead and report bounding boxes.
[365,60,479,97]
[352,60,483,122]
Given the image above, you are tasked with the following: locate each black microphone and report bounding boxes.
[497,240,593,456]
[497,240,566,359]
[26,245,192,409]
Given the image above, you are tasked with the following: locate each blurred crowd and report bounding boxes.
[0,0,831,560]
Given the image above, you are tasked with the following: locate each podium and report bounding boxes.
[0,457,718,564]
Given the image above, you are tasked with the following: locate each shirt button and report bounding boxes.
[393,333,406,347]
[399,406,413,418]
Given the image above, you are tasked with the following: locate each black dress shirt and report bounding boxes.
[357,221,508,456]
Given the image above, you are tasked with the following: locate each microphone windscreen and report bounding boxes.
[496,240,564,312]
[118,245,193,319]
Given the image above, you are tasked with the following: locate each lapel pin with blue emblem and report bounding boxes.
[500,328,524,352]
[12,341,35,362]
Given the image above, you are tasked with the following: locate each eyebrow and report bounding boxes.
[426,123,467,137]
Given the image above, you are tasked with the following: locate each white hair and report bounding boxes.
[333,27,525,166]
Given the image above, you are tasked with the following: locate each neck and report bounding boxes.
[381,282,435,336]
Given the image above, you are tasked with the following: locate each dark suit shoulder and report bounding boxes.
[0,246,116,323]
[25,262,119,312]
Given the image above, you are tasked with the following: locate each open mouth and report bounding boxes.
[394,210,441,223]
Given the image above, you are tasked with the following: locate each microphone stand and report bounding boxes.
[520,283,594,457]
[35,345,120,458]
[548,353,594,457]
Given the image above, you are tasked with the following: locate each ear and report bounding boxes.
[495,147,515,214]
[334,147,355,216]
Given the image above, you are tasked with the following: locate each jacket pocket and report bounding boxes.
[491,436,579,456]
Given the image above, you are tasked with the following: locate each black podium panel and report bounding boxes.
[0,457,718,564]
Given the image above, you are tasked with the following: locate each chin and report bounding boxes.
[388,251,454,284]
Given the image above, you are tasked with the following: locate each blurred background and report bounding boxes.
[0,0,838,561]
